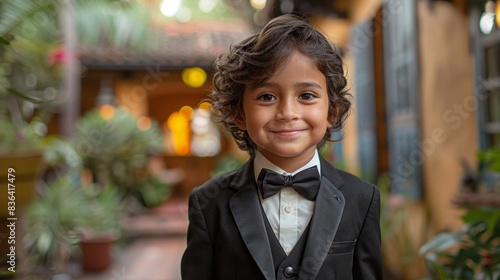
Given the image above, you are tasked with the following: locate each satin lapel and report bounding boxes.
[299,162,346,280]
[229,162,275,280]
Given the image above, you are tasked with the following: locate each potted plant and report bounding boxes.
[23,173,125,277]
[74,107,171,211]
[23,174,85,278]
[77,183,123,272]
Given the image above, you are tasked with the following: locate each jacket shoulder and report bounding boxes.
[188,168,242,208]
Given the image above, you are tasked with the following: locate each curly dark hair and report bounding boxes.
[210,14,351,156]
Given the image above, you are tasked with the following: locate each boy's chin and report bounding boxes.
[258,145,317,159]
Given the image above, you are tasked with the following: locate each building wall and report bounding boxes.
[417,1,478,231]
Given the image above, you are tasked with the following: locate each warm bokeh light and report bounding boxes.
[480,13,495,34]
[496,0,500,27]
[99,104,115,120]
[198,101,211,111]
[190,108,220,156]
[182,67,207,88]
[250,0,266,9]
[136,115,152,131]
[481,1,497,34]
[160,0,182,17]
[199,0,216,13]
[167,111,190,155]
[180,105,194,120]
[176,7,192,22]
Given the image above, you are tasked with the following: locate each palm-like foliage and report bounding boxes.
[0,0,62,149]
[74,107,170,208]
[23,175,85,274]
[0,0,155,150]
[76,0,152,50]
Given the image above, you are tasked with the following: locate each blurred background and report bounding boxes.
[0,0,499,279]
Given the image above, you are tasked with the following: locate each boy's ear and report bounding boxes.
[327,115,336,128]
[327,106,339,128]
[234,114,247,130]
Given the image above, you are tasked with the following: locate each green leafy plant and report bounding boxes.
[78,183,124,238]
[23,174,124,276]
[0,0,155,152]
[478,148,500,172]
[23,174,85,275]
[0,1,63,151]
[420,207,500,280]
[74,107,169,208]
[135,173,174,209]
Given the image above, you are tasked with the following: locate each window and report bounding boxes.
[472,2,500,149]
[383,0,422,199]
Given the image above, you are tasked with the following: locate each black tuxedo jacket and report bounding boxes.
[181,156,383,280]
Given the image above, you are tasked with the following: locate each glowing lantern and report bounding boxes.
[182,67,207,88]
[167,111,190,155]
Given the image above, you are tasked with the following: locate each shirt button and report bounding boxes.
[283,243,292,254]
[284,205,293,214]
[284,266,295,278]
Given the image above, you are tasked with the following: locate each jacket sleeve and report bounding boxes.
[180,187,213,279]
[353,185,384,279]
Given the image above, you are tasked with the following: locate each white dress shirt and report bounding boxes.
[253,150,321,255]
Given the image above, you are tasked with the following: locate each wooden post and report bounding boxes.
[59,0,81,138]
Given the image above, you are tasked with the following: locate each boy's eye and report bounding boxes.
[257,93,276,102]
[299,92,316,101]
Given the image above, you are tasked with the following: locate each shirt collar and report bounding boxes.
[253,150,321,183]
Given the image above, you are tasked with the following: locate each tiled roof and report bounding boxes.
[79,20,251,70]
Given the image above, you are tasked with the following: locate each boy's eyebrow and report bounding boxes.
[295,82,323,89]
[251,81,324,90]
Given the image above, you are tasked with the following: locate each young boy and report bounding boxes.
[181,14,383,280]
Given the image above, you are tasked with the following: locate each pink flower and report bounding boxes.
[48,48,66,64]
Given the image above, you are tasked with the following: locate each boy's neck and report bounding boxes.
[256,149,318,173]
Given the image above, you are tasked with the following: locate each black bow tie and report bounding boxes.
[257,166,320,201]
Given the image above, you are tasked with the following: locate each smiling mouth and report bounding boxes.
[271,129,305,136]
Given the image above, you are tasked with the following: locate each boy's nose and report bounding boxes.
[276,99,299,120]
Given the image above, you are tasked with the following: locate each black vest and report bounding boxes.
[261,208,311,280]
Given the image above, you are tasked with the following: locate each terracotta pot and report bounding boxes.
[80,235,117,272]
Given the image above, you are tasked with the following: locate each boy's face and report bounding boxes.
[236,51,332,171]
